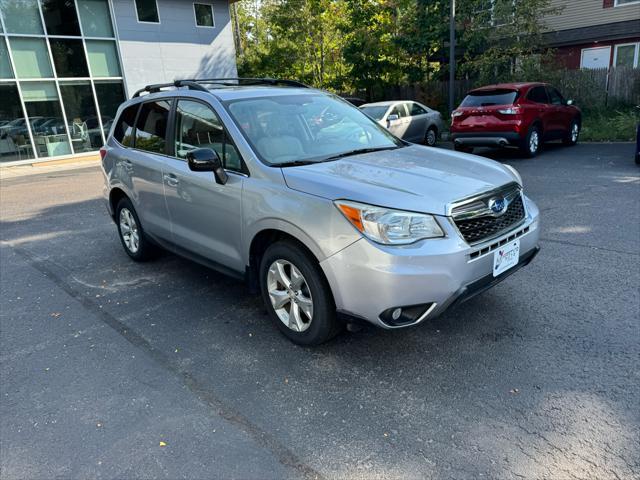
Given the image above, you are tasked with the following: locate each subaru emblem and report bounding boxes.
[488,197,508,215]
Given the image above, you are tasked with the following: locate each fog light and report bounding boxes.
[391,308,402,321]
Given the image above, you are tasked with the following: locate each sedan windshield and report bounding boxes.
[359,105,389,121]
[225,94,403,166]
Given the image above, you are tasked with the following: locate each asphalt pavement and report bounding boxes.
[1,142,638,479]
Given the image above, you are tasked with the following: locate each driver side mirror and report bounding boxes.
[566,99,574,106]
[386,113,399,127]
[187,148,228,185]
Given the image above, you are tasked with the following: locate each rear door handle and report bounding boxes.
[163,173,179,187]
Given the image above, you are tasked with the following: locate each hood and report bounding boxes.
[281,145,518,216]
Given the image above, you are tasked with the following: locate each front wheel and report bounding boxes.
[425,127,438,147]
[259,241,341,345]
[563,120,580,146]
[521,125,541,158]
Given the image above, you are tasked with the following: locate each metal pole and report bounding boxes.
[449,0,456,113]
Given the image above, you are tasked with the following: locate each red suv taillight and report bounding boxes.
[99,146,107,160]
[497,107,521,115]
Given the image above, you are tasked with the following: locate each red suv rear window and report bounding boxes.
[460,90,518,107]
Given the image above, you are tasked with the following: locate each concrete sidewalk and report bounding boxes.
[0,155,100,180]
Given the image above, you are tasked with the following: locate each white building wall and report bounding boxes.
[110,0,238,96]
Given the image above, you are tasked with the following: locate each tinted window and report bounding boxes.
[49,39,89,77]
[527,86,549,104]
[175,100,242,172]
[547,87,564,105]
[390,104,408,118]
[194,3,214,27]
[460,90,518,107]
[113,104,138,146]
[135,0,159,23]
[410,103,427,116]
[135,100,170,153]
[94,80,125,138]
[41,0,81,36]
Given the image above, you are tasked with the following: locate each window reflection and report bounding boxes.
[0,0,44,34]
[41,0,81,36]
[21,82,72,157]
[77,0,114,37]
[60,81,104,152]
[50,39,90,77]
[0,83,35,162]
[94,80,125,138]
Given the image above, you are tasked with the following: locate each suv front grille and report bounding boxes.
[452,184,525,244]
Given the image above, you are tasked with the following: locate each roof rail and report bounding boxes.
[131,79,210,98]
[132,77,309,97]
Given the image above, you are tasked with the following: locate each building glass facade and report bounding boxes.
[0,0,126,162]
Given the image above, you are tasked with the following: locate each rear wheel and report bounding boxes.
[563,119,580,146]
[116,198,158,261]
[259,241,342,345]
[521,125,541,158]
[425,126,438,147]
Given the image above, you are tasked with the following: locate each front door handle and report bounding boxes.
[163,173,179,187]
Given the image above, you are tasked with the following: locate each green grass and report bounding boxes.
[580,109,638,142]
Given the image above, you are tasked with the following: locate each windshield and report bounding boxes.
[225,94,402,166]
[460,90,518,107]
[359,105,389,121]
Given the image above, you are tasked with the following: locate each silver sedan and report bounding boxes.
[360,100,445,146]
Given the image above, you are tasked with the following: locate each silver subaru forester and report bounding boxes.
[101,78,540,345]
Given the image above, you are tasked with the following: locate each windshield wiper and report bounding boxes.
[272,159,320,168]
[322,145,402,162]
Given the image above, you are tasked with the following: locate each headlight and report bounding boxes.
[504,164,523,186]
[335,200,444,245]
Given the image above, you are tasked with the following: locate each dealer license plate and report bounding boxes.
[493,239,520,277]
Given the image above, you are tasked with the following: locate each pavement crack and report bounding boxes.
[10,244,325,480]
[540,237,639,256]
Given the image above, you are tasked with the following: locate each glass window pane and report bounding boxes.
[60,81,103,152]
[135,0,159,23]
[77,0,114,37]
[50,39,89,77]
[0,0,44,34]
[21,81,72,158]
[8,37,54,78]
[86,40,121,77]
[175,100,241,171]
[134,101,170,153]
[94,80,125,138]
[41,0,81,36]
[194,3,214,27]
[615,45,636,68]
[113,103,137,146]
[0,37,14,78]
[0,83,35,162]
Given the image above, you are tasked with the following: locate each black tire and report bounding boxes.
[563,119,580,146]
[454,144,473,154]
[259,240,342,346]
[520,125,541,158]
[115,197,158,261]
[425,126,438,147]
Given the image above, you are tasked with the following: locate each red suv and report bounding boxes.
[450,82,581,157]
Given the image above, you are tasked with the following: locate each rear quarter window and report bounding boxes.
[113,104,138,147]
[460,90,518,107]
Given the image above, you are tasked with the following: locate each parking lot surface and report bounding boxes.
[1,143,638,479]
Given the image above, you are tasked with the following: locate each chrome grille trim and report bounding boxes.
[450,182,526,245]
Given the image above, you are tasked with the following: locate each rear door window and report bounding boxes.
[527,86,549,104]
[390,104,408,118]
[410,103,427,116]
[113,103,138,147]
[134,100,171,154]
[460,90,518,107]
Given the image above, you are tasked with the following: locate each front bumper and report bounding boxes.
[320,195,540,329]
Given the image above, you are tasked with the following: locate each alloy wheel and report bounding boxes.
[529,130,539,154]
[266,259,313,332]
[571,123,579,142]
[119,208,140,253]
[426,129,436,146]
